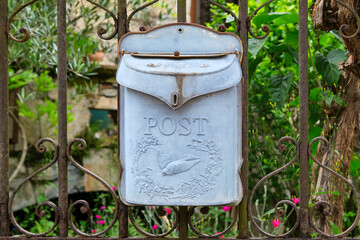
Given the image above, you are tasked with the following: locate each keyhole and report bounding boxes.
[171,92,179,106]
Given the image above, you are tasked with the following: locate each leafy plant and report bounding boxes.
[315,49,347,85]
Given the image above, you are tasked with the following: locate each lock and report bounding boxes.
[116,23,243,206]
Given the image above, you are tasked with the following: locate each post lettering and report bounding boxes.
[144,116,158,135]
[193,117,209,136]
[159,117,177,136]
[179,117,191,136]
[143,116,209,136]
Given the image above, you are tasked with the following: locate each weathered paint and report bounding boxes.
[117,24,243,206]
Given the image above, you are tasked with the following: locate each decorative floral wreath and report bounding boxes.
[132,135,224,200]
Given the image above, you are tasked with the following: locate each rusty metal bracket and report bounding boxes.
[188,206,239,237]
[8,138,60,237]
[7,0,39,42]
[308,137,360,238]
[128,206,179,237]
[86,0,119,40]
[248,137,300,237]
[67,138,120,237]
[248,0,277,39]
[334,0,360,39]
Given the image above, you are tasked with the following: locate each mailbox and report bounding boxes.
[116,23,243,206]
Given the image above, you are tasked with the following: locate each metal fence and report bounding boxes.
[0,0,359,239]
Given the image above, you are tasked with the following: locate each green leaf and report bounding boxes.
[315,49,347,84]
[285,30,299,49]
[309,126,322,155]
[35,71,57,93]
[330,30,343,42]
[327,49,347,66]
[315,190,340,196]
[319,89,344,106]
[249,56,264,81]
[350,153,360,176]
[262,208,276,217]
[289,96,299,107]
[330,222,340,235]
[273,12,299,25]
[309,88,321,102]
[269,71,293,108]
[314,191,332,195]
[315,52,339,84]
[252,12,289,26]
[309,127,322,143]
[288,47,299,64]
[248,37,268,58]
[9,70,37,90]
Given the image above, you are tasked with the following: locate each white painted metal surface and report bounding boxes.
[117,23,243,206]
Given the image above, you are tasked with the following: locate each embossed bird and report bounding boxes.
[157,152,201,176]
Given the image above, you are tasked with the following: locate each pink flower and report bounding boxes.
[292,197,300,205]
[272,219,281,228]
[91,229,97,233]
[164,208,172,215]
[150,206,154,210]
[95,215,102,219]
[112,187,116,191]
[222,206,231,212]
[152,224,158,230]
[97,220,105,225]
[100,206,106,210]
[216,232,224,237]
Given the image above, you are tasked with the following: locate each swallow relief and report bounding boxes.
[144,116,209,136]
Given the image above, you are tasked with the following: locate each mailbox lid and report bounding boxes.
[116,23,243,109]
[118,23,243,55]
[116,53,242,109]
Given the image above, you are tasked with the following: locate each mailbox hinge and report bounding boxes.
[122,51,239,58]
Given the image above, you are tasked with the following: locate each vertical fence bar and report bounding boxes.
[179,206,188,240]
[0,0,9,236]
[238,0,248,238]
[177,0,186,22]
[118,0,128,238]
[57,0,68,237]
[178,2,188,238]
[299,0,309,237]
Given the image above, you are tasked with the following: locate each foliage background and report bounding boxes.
[7,0,360,237]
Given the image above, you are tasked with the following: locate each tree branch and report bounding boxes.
[9,111,28,183]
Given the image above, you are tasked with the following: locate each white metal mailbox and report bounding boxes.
[116,23,243,206]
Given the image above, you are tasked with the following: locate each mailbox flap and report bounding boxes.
[117,53,241,109]
[116,23,242,109]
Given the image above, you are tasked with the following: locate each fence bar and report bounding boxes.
[57,0,68,237]
[238,0,248,237]
[118,0,128,238]
[0,0,9,236]
[299,0,310,237]
[177,3,187,239]
[177,0,186,22]
[179,206,188,240]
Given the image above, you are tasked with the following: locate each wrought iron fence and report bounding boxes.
[0,0,359,239]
